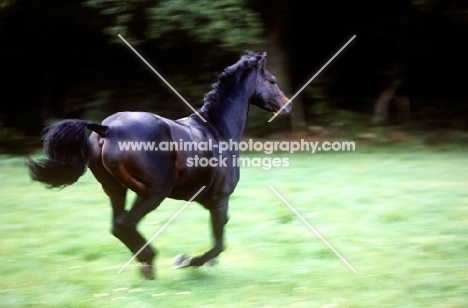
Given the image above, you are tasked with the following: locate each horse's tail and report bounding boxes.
[29,119,109,188]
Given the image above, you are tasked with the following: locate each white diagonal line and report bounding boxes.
[268,186,357,273]
[117,34,207,122]
[117,186,206,274]
[268,35,356,122]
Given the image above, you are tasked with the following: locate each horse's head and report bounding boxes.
[249,52,291,116]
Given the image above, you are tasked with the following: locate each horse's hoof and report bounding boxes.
[206,257,218,267]
[140,262,155,280]
[172,254,192,269]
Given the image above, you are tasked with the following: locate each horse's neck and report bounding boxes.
[205,73,256,141]
[211,91,250,141]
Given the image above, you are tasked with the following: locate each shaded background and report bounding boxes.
[1,0,467,152]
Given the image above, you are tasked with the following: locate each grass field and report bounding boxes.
[1,146,467,307]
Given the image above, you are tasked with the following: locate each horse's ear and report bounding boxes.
[257,52,267,69]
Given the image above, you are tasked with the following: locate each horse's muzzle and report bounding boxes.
[277,94,292,115]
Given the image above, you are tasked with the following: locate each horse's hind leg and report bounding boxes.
[112,194,167,280]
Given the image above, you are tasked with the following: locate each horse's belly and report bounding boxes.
[167,166,239,205]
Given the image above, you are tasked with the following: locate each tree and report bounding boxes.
[0,0,266,140]
[84,0,263,49]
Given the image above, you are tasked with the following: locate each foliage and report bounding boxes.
[85,0,263,49]
[244,107,290,137]
[1,0,468,150]
[0,120,37,153]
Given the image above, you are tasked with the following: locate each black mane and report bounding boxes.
[197,52,264,120]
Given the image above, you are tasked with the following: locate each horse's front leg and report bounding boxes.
[191,205,228,266]
[174,203,228,268]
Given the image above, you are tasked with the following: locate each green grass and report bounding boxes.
[1,147,467,307]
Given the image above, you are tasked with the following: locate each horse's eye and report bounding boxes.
[267,79,276,85]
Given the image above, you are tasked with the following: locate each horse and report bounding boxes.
[29,51,291,280]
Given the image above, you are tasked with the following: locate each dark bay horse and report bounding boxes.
[29,52,291,279]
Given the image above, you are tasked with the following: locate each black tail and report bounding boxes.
[29,119,108,188]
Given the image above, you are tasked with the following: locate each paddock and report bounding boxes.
[1,149,467,307]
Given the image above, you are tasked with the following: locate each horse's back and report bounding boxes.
[89,111,237,203]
